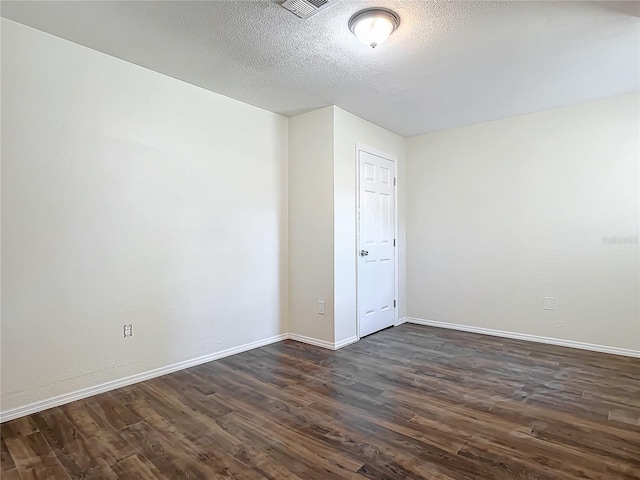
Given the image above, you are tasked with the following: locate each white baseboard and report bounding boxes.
[7,317,636,423]
[287,334,359,351]
[406,317,640,358]
[0,333,288,423]
[334,335,359,350]
[286,333,335,350]
[1,330,366,423]
[285,333,338,350]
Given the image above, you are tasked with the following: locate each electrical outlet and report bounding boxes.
[543,297,555,311]
[317,300,325,315]
[123,324,133,337]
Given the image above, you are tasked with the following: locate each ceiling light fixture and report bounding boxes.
[348,8,400,49]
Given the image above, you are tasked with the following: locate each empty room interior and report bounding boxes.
[1,1,639,479]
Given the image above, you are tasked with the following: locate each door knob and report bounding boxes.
[360,250,369,257]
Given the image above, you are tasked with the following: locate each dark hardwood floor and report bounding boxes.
[2,324,639,479]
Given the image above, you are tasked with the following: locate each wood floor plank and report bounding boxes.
[1,416,39,439]
[1,469,22,480]
[4,432,71,479]
[120,421,213,479]
[85,393,142,431]
[1,438,17,472]
[109,454,165,480]
[31,407,82,455]
[1,324,639,479]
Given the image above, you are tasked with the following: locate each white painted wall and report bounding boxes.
[407,93,640,351]
[1,20,289,413]
[333,108,406,344]
[288,106,406,346]
[288,107,335,343]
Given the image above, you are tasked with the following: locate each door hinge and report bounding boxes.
[393,239,396,247]
[394,300,397,308]
[394,177,397,186]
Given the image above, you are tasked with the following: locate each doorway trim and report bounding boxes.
[355,143,399,340]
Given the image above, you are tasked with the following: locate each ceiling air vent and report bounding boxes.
[281,0,338,19]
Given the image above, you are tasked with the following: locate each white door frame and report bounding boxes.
[355,143,399,340]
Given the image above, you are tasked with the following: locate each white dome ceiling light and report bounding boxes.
[348,8,400,49]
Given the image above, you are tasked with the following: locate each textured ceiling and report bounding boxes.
[2,0,639,137]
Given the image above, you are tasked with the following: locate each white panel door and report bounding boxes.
[358,149,396,338]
